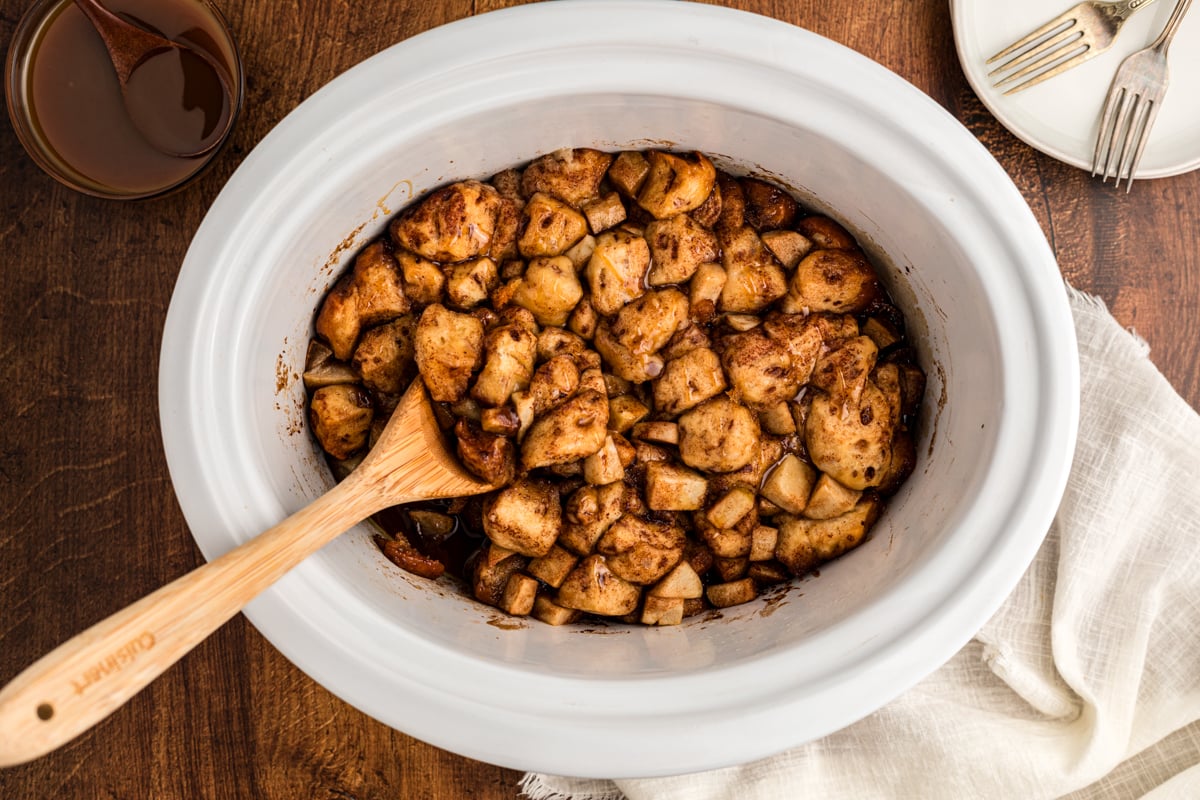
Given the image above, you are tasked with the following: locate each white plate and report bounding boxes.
[952,0,1200,177]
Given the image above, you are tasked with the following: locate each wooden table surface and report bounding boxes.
[1,0,1197,797]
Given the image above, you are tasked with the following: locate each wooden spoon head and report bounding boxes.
[355,379,497,506]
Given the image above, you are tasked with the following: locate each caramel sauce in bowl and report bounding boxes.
[5,0,243,199]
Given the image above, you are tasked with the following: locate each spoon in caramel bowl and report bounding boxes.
[72,0,235,158]
[0,379,494,767]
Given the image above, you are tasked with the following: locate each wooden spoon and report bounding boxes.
[0,379,493,767]
[73,0,235,157]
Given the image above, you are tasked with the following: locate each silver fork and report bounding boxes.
[1092,0,1196,189]
[987,0,1160,94]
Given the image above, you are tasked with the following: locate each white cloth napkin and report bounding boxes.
[520,286,1200,800]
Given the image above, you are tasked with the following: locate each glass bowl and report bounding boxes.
[5,0,243,200]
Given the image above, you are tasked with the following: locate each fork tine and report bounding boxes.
[997,43,1092,94]
[1113,93,1145,189]
[989,25,1081,77]
[1118,97,1157,191]
[1123,101,1158,192]
[1099,88,1132,182]
[1091,87,1122,178]
[987,11,1078,64]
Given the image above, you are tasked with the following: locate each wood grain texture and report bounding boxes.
[0,380,490,769]
[0,0,1196,797]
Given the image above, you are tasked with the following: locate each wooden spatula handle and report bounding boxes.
[0,476,375,768]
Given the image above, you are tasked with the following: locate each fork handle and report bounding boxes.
[1115,0,1162,20]
[1151,0,1195,50]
